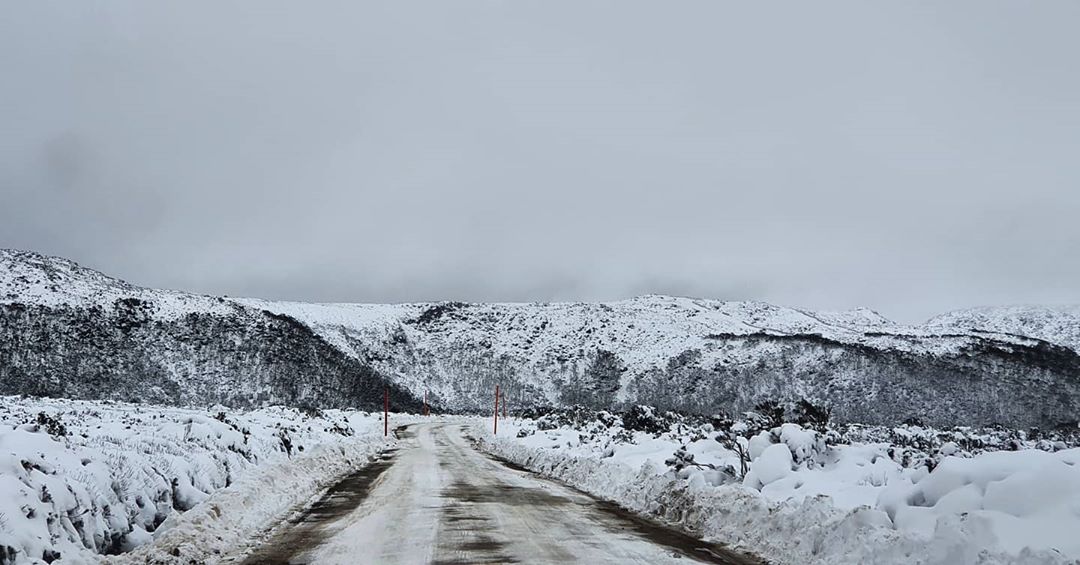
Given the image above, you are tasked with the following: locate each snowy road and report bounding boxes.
[231,421,759,565]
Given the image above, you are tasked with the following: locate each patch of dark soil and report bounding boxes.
[441,479,569,507]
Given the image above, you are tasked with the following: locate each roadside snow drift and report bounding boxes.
[0,396,398,564]
[478,408,1080,565]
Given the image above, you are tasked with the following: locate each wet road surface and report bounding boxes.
[230,421,761,565]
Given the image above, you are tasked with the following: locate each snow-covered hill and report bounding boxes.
[3,249,1079,428]
[0,249,236,318]
[928,305,1080,353]
[0,250,423,412]
[240,295,1080,427]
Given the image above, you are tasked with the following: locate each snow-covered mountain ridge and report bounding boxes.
[3,249,1079,427]
[928,305,1080,353]
[0,250,423,412]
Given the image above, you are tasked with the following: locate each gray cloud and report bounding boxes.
[2,1,1079,322]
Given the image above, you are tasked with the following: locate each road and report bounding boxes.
[232,421,761,565]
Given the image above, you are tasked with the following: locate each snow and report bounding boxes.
[0,396,401,564]
[479,410,1080,565]
[886,451,1080,558]
[746,443,792,487]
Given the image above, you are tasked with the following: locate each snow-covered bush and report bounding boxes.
[621,405,675,435]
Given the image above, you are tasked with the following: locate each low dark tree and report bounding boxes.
[793,399,831,431]
[752,400,786,429]
[34,412,67,438]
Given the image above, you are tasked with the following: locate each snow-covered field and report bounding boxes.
[479,407,1080,565]
[0,396,400,564]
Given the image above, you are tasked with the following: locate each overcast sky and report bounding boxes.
[2,1,1079,322]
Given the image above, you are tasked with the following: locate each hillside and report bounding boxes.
[242,297,1080,427]
[0,250,421,412]
[928,305,1080,352]
[3,249,1079,427]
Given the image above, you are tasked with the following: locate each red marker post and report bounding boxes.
[494,385,500,435]
[384,387,389,437]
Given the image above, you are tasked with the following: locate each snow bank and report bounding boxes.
[478,411,1080,565]
[0,396,400,564]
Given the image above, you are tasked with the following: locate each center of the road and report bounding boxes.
[228,422,761,565]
